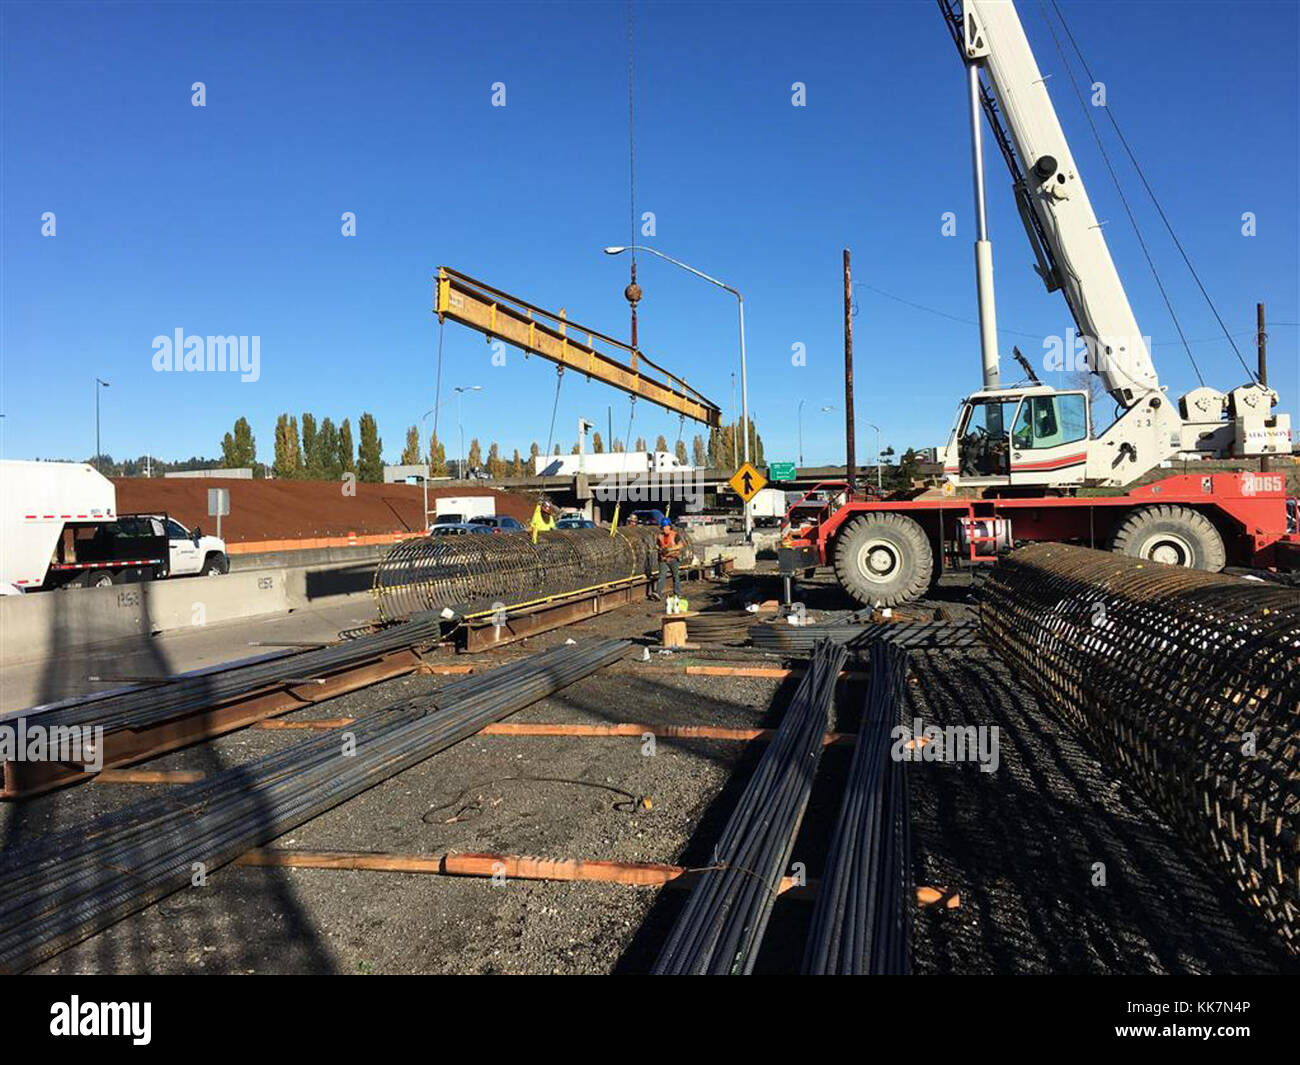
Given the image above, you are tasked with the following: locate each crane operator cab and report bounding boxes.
[944,386,1091,489]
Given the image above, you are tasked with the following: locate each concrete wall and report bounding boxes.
[0,570,294,664]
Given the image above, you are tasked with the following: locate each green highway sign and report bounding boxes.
[768,462,796,482]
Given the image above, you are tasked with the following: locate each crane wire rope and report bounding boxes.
[1036,1,1205,387]
[1047,0,1257,383]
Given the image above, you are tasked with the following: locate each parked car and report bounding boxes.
[626,509,667,527]
[429,522,491,536]
[468,515,525,532]
[556,517,596,529]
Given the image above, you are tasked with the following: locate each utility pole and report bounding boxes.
[1258,302,1270,474]
[843,249,856,498]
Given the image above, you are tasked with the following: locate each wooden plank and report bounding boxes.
[236,848,813,896]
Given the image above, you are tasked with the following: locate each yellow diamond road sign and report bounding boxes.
[729,462,767,503]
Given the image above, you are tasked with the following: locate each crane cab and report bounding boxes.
[941,386,1092,489]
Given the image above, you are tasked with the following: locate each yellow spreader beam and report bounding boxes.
[435,266,722,427]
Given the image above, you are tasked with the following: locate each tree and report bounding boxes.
[221,417,256,469]
[338,418,356,473]
[273,414,303,479]
[1068,370,1105,436]
[467,438,483,472]
[318,418,342,479]
[612,438,625,452]
[692,435,707,468]
[675,439,689,465]
[511,448,523,476]
[592,432,605,454]
[487,442,506,480]
[654,434,668,453]
[300,413,319,477]
[553,444,561,456]
[429,434,447,477]
[357,413,383,482]
[528,441,540,473]
[634,436,646,452]
[401,425,421,465]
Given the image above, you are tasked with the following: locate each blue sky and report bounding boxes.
[2,0,1296,469]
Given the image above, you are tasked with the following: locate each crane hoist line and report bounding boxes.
[433,266,722,428]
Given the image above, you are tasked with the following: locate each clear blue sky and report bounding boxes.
[3,0,1296,468]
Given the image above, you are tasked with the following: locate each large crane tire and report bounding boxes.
[1109,505,1226,571]
[832,513,934,607]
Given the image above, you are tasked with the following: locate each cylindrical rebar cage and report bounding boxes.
[372,527,688,622]
[981,543,1300,953]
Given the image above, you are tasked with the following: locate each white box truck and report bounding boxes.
[433,495,495,524]
[0,460,229,592]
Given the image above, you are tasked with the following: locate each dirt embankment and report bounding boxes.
[112,478,537,543]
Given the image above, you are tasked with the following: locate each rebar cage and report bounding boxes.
[372,527,685,622]
[981,543,1300,953]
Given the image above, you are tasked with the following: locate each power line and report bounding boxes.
[1048,0,1257,382]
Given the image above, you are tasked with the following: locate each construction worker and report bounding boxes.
[529,501,557,535]
[651,517,684,601]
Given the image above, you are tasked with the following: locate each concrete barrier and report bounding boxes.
[0,570,293,664]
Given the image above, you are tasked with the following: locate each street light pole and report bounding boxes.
[798,399,806,466]
[454,385,482,481]
[94,378,110,472]
[420,407,436,529]
[863,422,882,491]
[603,244,751,537]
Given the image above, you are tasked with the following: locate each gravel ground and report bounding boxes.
[5,563,1290,974]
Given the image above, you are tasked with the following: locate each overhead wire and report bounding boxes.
[1047,0,1258,382]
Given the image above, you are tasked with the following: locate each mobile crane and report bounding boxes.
[781,0,1297,606]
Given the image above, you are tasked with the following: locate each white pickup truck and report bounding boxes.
[0,460,229,591]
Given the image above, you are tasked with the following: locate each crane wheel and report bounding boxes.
[1109,505,1226,571]
[833,513,933,607]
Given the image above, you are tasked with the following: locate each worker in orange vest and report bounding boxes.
[651,517,684,601]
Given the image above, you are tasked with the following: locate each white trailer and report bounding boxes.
[745,487,789,527]
[434,495,495,523]
[534,451,691,477]
[0,460,228,591]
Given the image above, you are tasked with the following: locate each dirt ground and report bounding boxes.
[113,478,537,543]
[4,564,1293,975]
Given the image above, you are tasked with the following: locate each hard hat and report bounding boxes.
[660,517,671,527]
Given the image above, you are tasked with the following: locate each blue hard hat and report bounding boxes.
[660,517,671,527]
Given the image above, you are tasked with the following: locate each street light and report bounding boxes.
[863,422,883,491]
[94,378,110,473]
[454,385,482,481]
[604,244,753,538]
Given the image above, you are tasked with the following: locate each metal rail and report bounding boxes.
[803,640,912,974]
[0,639,630,973]
[372,527,680,622]
[653,639,847,974]
[981,543,1300,953]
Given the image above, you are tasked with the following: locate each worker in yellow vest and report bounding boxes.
[529,501,557,541]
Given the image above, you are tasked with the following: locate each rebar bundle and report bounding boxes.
[0,638,629,973]
[653,639,847,974]
[3,614,445,735]
[749,619,980,654]
[981,543,1300,953]
[372,528,679,622]
[803,640,912,974]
